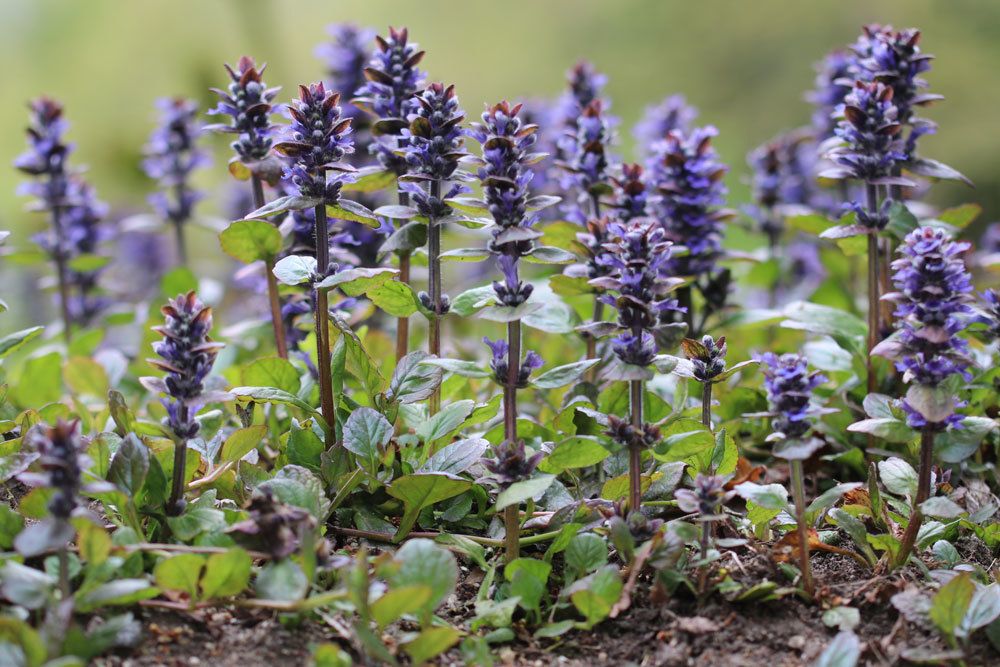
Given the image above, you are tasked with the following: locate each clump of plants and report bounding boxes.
[0,18,998,667]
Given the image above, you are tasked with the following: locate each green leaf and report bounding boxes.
[524,245,576,264]
[0,617,46,667]
[538,437,609,473]
[259,465,331,520]
[937,203,981,229]
[958,583,1000,638]
[220,425,267,463]
[0,504,25,549]
[370,585,433,628]
[315,267,397,295]
[107,434,149,497]
[247,194,321,218]
[241,357,300,394]
[733,482,790,511]
[272,255,317,286]
[439,247,490,262]
[569,565,622,629]
[495,475,555,511]
[366,280,420,317]
[380,220,427,254]
[76,579,159,613]
[343,407,392,476]
[388,351,442,404]
[387,473,471,541]
[201,548,252,599]
[936,417,997,464]
[420,438,489,475]
[930,572,975,637]
[781,301,866,350]
[0,326,43,358]
[392,538,458,611]
[231,386,317,414]
[219,219,282,263]
[420,358,490,378]
[531,359,599,389]
[327,199,379,227]
[286,421,324,472]
[255,559,308,602]
[878,457,918,498]
[62,356,109,398]
[76,520,111,564]
[402,627,462,666]
[565,533,608,574]
[154,553,205,599]
[905,384,956,424]
[166,491,227,541]
[15,353,62,405]
[341,166,396,193]
[449,285,495,317]
[416,399,474,444]
[847,418,915,443]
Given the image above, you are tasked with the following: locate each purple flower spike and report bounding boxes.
[807,50,853,143]
[143,97,207,227]
[823,81,906,184]
[758,352,826,441]
[484,336,544,388]
[207,56,281,165]
[316,23,375,123]
[633,94,697,155]
[981,289,1000,340]
[483,440,543,488]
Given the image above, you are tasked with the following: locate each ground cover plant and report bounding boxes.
[2,18,1000,667]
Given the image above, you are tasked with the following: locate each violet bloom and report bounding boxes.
[646,126,729,278]
[807,50,853,143]
[18,421,90,522]
[822,81,906,186]
[15,97,71,202]
[880,227,974,428]
[686,335,727,383]
[143,98,207,242]
[316,23,375,124]
[401,83,466,188]
[492,255,533,308]
[207,56,281,166]
[633,94,697,156]
[483,439,543,488]
[675,474,731,520]
[61,178,112,325]
[354,26,426,174]
[980,290,1000,340]
[849,25,939,157]
[611,163,650,223]
[747,132,821,236]
[605,414,660,451]
[591,219,683,367]
[758,352,826,440]
[147,291,224,440]
[484,336,543,388]
[559,99,613,222]
[228,488,316,560]
[275,82,355,207]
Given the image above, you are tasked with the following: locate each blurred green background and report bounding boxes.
[1,0,998,326]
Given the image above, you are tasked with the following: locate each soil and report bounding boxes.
[93,539,999,667]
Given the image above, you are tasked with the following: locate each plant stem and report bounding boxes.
[628,378,644,512]
[313,204,336,448]
[251,175,288,359]
[49,204,74,343]
[427,180,443,414]
[790,459,814,597]
[166,405,188,516]
[697,519,712,596]
[395,187,411,362]
[701,381,713,431]
[329,525,563,549]
[503,318,522,562]
[865,182,880,393]
[896,428,934,567]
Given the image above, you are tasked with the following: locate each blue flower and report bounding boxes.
[823,81,906,183]
[207,57,281,164]
[143,97,207,227]
[633,94,697,156]
[315,23,374,123]
[484,336,543,388]
[757,352,826,440]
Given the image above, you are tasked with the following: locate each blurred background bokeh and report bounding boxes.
[2,0,998,329]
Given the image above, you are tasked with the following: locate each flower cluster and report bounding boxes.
[684,335,727,383]
[882,227,973,428]
[14,97,70,191]
[758,352,826,441]
[228,489,316,560]
[484,337,543,388]
[647,126,729,277]
[18,421,90,521]
[61,179,111,324]
[564,99,612,199]
[354,26,426,174]
[207,56,281,165]
[849,25,938,157]
[633,94,697,156]
[982,289,1000,340]
[591,219,683,367]
[482,439,542,488]
[147,292,224,440]
[143,97,207,229]
[316,23,374,124]
[747,132,823,234]
[553,61,607,135]
[275,82,355,205]
[611,163,649,222]
[675,474,731,521]
[402,82,466,186]
[471,101,541,309]
[807,50,853,142]
[823,81,906,184]
[605,415,660,451]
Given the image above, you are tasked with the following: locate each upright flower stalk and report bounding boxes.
[15,98,76,341]
[875,227,973,566]
[143,97,207,266]
[401,82,467,413]
[758,352,827,597]
[482,440,542,562]
[647,126,731,336]
[207,56,288,358]
[145,292,224,516]
[684,335,728,430]
[591,219,682,510]
[472,101,544,560]
[275,83,355,445]
[675,473,731,596]
[821,81,910,391]
[355,26,426,361]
